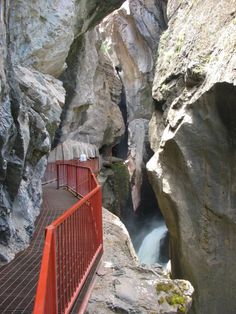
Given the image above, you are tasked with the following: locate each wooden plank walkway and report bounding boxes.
[0,183,77,313]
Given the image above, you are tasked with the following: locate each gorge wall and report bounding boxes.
[99,0,167,211]
[147,0,236,313]
[0,0,235,313]
[0,0,125,262]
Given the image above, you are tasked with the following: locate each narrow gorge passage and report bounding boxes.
[1,0,234,313]
[111,82,169,266]
[124,171,169,267]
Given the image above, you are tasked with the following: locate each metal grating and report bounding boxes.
[0,183,76,313]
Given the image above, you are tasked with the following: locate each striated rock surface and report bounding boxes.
[60,30,125,151]
[99,0,168,210]
[49,140,99,161]
[0,0,125,262]
[87,209,193,314]
[148,1,236,313]
[9,0,126,77]
[127,119,150,211]
[0,3,65,261]
[100,0,167,122]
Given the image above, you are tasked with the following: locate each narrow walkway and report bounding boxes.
[0,183,77,313]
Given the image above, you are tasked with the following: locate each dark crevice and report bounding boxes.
[153,98,165,112]
[112,79,128,159]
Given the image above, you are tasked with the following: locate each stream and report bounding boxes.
[137,221,168,265]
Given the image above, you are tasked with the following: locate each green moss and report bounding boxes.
[156,282,175,294]
[166,294,186,306]
[156,283,188,313]
[158,296,165,305]
[166,294,187,313]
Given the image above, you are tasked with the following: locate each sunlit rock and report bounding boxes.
[148,1,236,313]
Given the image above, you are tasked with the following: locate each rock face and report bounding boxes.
[147,1,236,313]
[9,0,126,77]
[0,3,65,261]
[60,29,125,151]
[99,0,168,210]
[0,0,125,262]
[100,161,131,217]
[100,0,168,122]
[128,119,150,211]
[87,209,194,314]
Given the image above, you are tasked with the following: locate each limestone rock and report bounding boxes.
[148,1,236,313]
[99,162,130,217]
[49,140,99,161]
[86,209,193,314]
[98,0,168,212]
[127,119,150,211]
[9,0,126,77]
[0,0,125,261]
[0,64,65,262]
[15,66,65,139]
[60,30,125,150]
[99,0,167,122]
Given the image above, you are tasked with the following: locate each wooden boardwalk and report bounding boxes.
[0,183,76,313]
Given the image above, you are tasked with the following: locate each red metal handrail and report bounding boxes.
[42,162,57,185]
[34,162,103,314]
[56,158,100,177]
[42,158,99,186]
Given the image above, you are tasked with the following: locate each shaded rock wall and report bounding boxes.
[0,0,125,262]
[147,0,236,313]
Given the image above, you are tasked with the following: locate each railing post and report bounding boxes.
[76,166,78,196]
[97,186,103,247]
[48,227,58,314]
[66,164,68,189]
[57,164,60,189]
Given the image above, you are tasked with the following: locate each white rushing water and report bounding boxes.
[137,223,168,265]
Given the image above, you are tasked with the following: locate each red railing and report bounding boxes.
[71,159,100,177]
[42,162,57,184]
[42,158,99,185]
[34,162,103,314]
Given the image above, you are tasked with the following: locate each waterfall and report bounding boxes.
[137,222,168,265]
